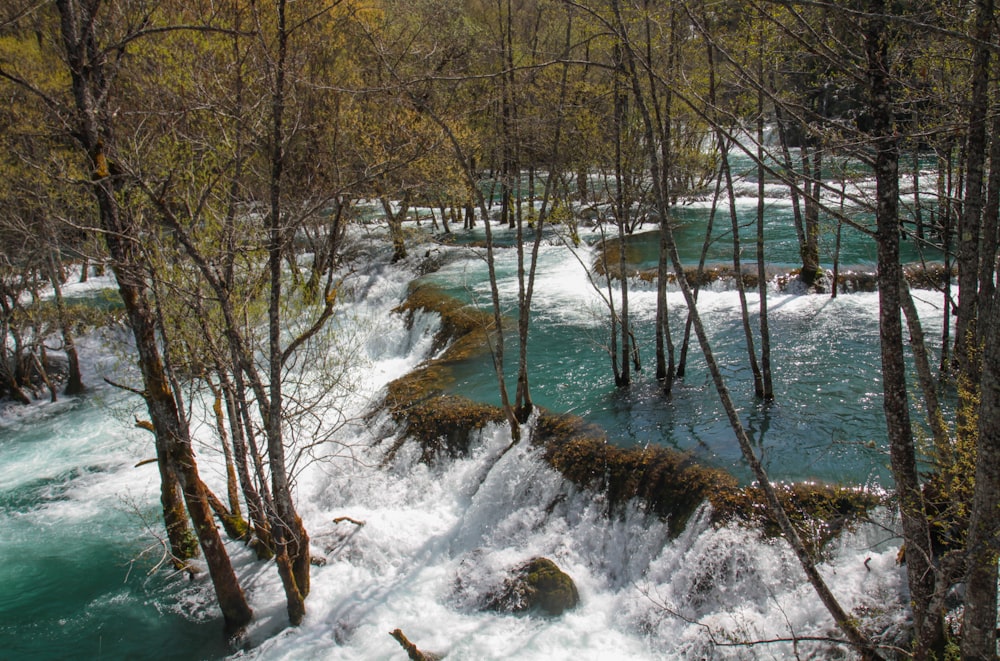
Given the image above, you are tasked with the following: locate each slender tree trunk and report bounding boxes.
[832,174,845,300]
[799,143,823,288]
[962,289,1000,659]
[266,0,310,625]
[708,38,762,398]
[54,0,208,573]
[678,163,723,377]
[865,7,940,656]
[774,105,815,287]
[46,252,84,395]
[962,15,1000,654]
[654,5,677,390]
[210,380,246,528]
[720,133,764,398]
[221,368,274,557]
[939,145,954,374]
[381,193,410,263]
[481,198,520,441]
[613,42,631,388]
[899,280,948,453]
[756,80,773,401]
[978,87,1000,323]
[955,0,993,385]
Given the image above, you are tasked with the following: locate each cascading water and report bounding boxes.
[1,199,937,658]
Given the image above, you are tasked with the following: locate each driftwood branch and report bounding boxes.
[389,629,437,661]
[333,516,366,527]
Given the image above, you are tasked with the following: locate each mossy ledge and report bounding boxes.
[380,284,884,547]
[595,237,954,292]
[535,412,885,549]
[382,284,507,462]
[531,412,735,536]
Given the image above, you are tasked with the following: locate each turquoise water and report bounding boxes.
[0,395,230,660]
[419,209,947,485]
[0,185,949,658]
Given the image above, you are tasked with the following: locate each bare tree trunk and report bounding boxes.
[955,0,993,386]
[266,0,310,624]
[54,0,204,572]
[978,86,1000,325]
[865,6,940,656]
[708,38,762,398]
[962,289,1000,659]
[962,9,1000,655]
[899,281,949,453]
[938,144,955,374]
[678,163,723,378]
[720,135,763,398]
[774,104,816,287]
[381,193,410,263]
[209,379,247,530]
[755,72,773,401]
[612,41,631,388]
[615,4,882,656]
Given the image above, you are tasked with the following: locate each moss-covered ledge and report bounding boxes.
[381,284,507,462]
[534,411,885,550]
[379,282,884,549]
[595,235,955,292]
[393,283,498,361]
[532,412,737,537]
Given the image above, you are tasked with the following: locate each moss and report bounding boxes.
[710,481,886,556]
[381,284,506,462]
[594,236,953,293]
[394,392,506,461]
[223,513,251,543]
[484,557,579,616]
[177,528,200,561]
[533,412,739,536]
[533,411,882,548]
[393,283,496,361]
[903,262,956,290]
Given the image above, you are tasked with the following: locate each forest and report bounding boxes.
[0,1,999,659]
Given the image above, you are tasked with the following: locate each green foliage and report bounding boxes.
[922,356,979,553]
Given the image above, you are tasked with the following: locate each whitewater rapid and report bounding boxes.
[1,236,919,660]
[224,241,910,660]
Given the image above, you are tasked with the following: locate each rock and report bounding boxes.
[484,557,580,616]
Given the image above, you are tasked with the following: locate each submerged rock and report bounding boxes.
[483,557,580,616]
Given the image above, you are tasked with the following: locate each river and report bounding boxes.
[0,182,944,658]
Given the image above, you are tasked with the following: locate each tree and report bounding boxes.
[602,0,883,654]
[49,0,252,633]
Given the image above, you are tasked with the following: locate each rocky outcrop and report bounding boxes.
[483,557,580,617]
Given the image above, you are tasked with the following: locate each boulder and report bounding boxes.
[484,557,579,616]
